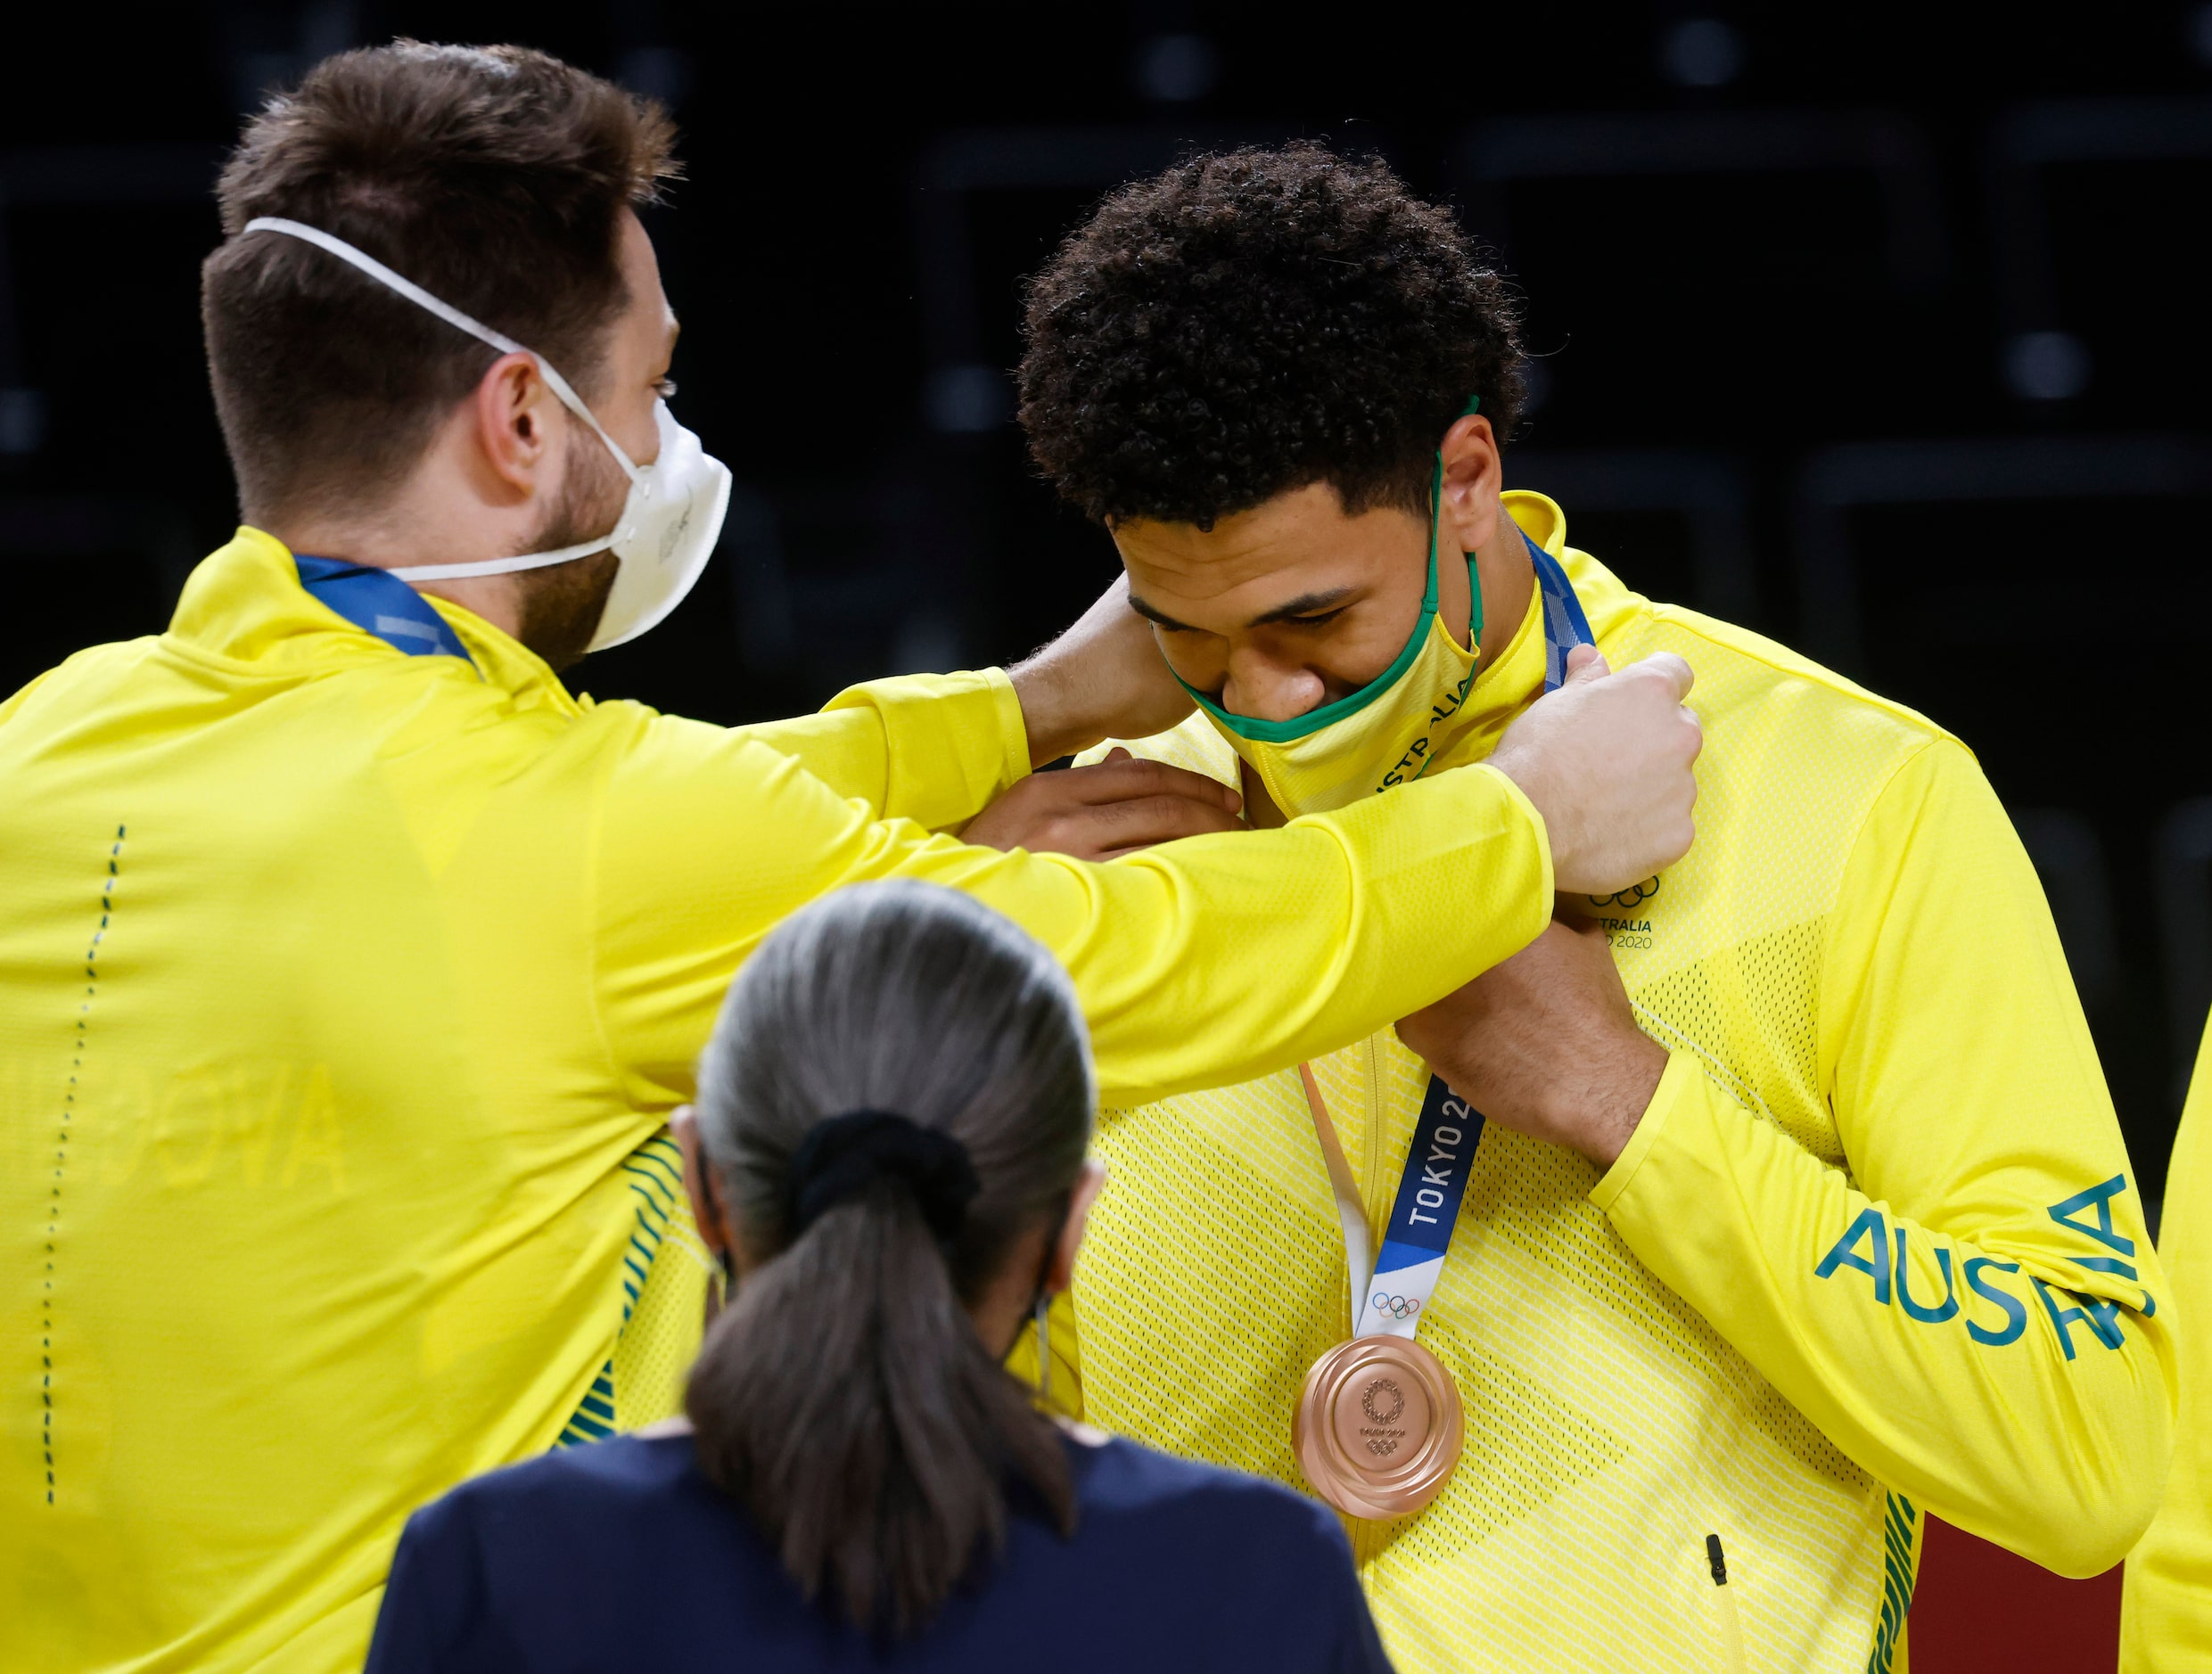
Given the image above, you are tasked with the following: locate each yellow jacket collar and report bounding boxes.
[1435,490,1646,767]
[166,527,583,716]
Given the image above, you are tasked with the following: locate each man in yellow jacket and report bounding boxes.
[2121,1016,2211,1671]
[0,47,1706,1674]
[1020,145,2175,1674]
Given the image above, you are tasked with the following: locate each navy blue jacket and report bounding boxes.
[366,1430,1394,1672]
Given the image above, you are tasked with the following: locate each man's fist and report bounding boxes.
[1486,646,1700,897]
[1395,916,1669,1169]
[961,748,1243,861]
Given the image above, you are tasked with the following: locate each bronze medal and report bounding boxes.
[1290,1061,1468,1521]
[1292,1331,1464,1520]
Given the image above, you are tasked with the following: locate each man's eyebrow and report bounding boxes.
[1125,592,1196,632]
[1127,586,1359,632]
[1244,587,1356,628]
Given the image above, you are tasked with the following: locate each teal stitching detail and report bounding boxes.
[1864,1492,1919,1674]
[45,825,125,1506]
[556,1133,683,1448]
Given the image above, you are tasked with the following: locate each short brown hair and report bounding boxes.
[203,41,678,523]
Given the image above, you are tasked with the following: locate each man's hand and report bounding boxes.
[961,748,1243,860]
[1486,645,1700,897]
[1395,916,1668,1169]
[1008,575,1196,767]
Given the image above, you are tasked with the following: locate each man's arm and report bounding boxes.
[734,671,1246,853]
[0,664,56,726]
[596,708,1557,1110]
[983,644,1703,895]
[598,641,1698,1107]
[732,669,1031,832]
[1410,741,2174,1576]
[731,574,1203,833]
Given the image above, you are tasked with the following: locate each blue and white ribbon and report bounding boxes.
[1358,1077,1484,1340]
[1308,531,1595,1341]
[1526,531,1595,694]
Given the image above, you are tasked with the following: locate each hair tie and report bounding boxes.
[785,1110,979,1243]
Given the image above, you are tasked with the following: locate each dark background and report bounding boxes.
[3,4,2199,1660]
[5,0,2210,1224]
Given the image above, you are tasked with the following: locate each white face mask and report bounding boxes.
[243,217,733,652]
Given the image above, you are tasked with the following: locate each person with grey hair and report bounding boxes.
[363,879,1394,1672]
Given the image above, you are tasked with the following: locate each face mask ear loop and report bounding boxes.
[241,217,643,486]
[523,367,646,488]
[1441,396,1484,652]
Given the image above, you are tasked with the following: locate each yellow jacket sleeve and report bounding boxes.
[725,668,1030,831]
[0,664,53,723]
[2121,1018,2212,1670]
[592,709,1552,1109]
[1595,739,2175,1578]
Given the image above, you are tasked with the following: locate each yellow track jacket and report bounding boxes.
[2120,1014,2212,1672]
[1073,492,2174,1674]
[0,528,1557,1673]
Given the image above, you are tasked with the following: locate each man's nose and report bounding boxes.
[1220,650,1328,724]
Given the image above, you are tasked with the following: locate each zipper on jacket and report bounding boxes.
[1707,1534,1747,1674]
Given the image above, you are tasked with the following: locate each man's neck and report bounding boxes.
[1467,500,1536,669]
[266,508,534,645]
[260,446,546,644]
[1240,761,1289,828]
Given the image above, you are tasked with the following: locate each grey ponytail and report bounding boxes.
[686,881,1095,1633]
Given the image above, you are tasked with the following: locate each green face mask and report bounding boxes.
[1174,401,1486,817]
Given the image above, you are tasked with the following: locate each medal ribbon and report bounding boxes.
[1525,530,1595,693]
[1296,529,1593,1342]
[1360,1076,1483,1339]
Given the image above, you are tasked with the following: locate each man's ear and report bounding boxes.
[1436,411,1504,555]
[1048,1158,1109,1294]
[672,1105,732,1256]
[468,349,563,500]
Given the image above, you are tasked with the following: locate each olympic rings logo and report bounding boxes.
[1369,1292,1420,1320]
[1588,874,1661,910]
[1361,1377,1406,1426]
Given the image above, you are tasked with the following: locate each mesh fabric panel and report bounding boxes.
[613,1203,714,1431]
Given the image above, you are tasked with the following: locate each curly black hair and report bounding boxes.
[1017,144,1525,530]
